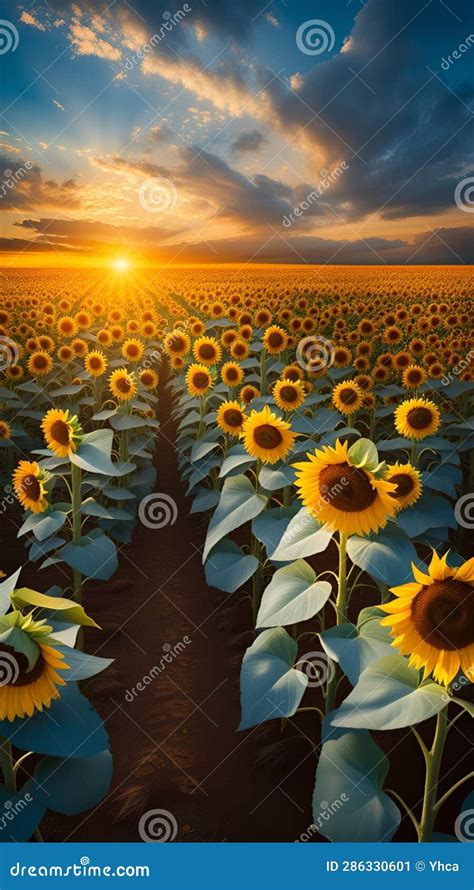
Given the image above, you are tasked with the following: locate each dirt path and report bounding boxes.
[43,369,316,843]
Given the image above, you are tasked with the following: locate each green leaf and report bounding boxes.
[348,437,379,471]
[320,607,393,686]
[60,535,118,581]
[251,507,296,557]
[33,750,112,815]
[205,539,259,593]
[0,567,21,615]
[70,428,116,475]
[331,654,448,730]
[346,524,418,586]
[313,731,400,841]
[0,782,46,841]
[11,588,99,628]
[203,475,267,562]
[18,510,68,543]
[270,507,332,561]
[0,626,40,671]
[257,560,331,628]
[239,627,307,729]
[397,493,456,538]
[219,444,256,479]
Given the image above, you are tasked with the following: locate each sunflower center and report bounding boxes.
[89,356,102,369]
[116,377,132,394]
[223,409,243,427]
[22,474,41,500]
[267,332,283,348]
[169,336,184,352]
[280,385,298,403]
[127,345,139,357]
[199,345,216,361]
[411,580,474,650]
[193,372,209,389]
[253,424,283,449]
[225,367,239,381]
[318,463,377,512]
[34,355,48,369]
[50,420,71,447]
[390,472,415,497]
[0,642,45,686]
[339,387,358,405]
[407,407,432,430]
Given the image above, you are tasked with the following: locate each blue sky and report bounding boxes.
[0,0,473,264]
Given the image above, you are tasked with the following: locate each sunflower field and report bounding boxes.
[0,264,472,844]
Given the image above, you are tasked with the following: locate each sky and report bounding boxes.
[0,0,473,266]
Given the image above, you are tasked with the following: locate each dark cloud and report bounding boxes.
[230,129,267,155]
[13,217,184,247]
[0,155,81,211]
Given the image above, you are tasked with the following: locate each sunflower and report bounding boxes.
[41,408,82,458]
[263,325,288,355]
[109,368,138,402]
[27,350,52,376]
[0,611,69,721]
[190,320,205,337]
[193,336,222,366]
[293,439,397,536]
[242,405,296,464]
[221,361,244,388]
[402,364,427,389]
[381,552,474,686]
[230,338,249,360]
[332,381,363,415]
[281,363,304,382]
[186,363,213,396]
[97,328,113,347]
[122,337,144,363]
[273,378,306,412]
[57,345,74,363]
[385,462,422,510]
[216,401,247,436]
[6,364,23,381]
[240,384,260,406]
[333,346,352,368]
[0,420,11,440]
[139,368,158,390]
[395,397,441,440]
[57,316,77,338]
[71,338,88,357]
[85,350,107,377]
[13,461,49,513]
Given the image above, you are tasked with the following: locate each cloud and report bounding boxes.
[69,18,121,60]
[53,100,66,111]
[0,155,81,211]
[13,217,184,248]
[19,11,46,31]
[230,129,267,155]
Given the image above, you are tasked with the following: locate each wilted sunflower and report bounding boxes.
[221,361,244,388]
[85,350,107,377]
[263,325,288,355]
[332,381,363,415]
[385,462,422,510]
[27,350,52,376]
[273,378,306,412]
[242,405,296,464]
[193,336,222,366]
[186,363,213,396]
[0,611,69,721]
[293,439,397,536]
[109,367,138,402]
[216,401,247,436]
[13,461,49,513]
[41,408,82,458]
[395,397,441,440]
[381,552,474,686]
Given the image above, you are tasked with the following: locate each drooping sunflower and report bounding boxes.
[139,368,158,390]
[0,611,69,721]
[402,364,427,389]
[221,361,244,388]
[109,367,138,402]
[13,461,49,513]
[385,462,422,510]
[193,336,222,366]
[332,381,363,415]
[381,552,474,686]
[394,397,441,440]
[122,337,144,363]
[41,408,82,458]
[85,350,107,377]
[293,439,397,536]
[273,378,306,412]
[27,350,53,376]
[186,363,213,396]
[262,325,288,355]
[216,401,247,436]
[242,405,296,464]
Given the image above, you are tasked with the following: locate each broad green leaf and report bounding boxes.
[239,627,307,729]
[270,507,333,561]
[60,535,118,581]
[320,607,393,686]
[257,560,331,628]
[203,475,267,562]
[0,567,22,615]
[0,626,40,671]
[397,493,456,538]
[70,428,116,475]
[33,750,112,815]
[11,588,99,628]
[18,510,67,543]
[346,524,418,586]
[205,539,259,593]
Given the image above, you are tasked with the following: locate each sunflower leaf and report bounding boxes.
[11,588,99,628]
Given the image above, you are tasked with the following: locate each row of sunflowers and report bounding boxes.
[0,264,472,842]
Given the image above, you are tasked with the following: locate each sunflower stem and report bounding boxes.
[418,704,449,842]
[434,770,474,814]
[325,532,348,713]
[260,349,267,395]
[70,461,83,651]
[0,740,16,793]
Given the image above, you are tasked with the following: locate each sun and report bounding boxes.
[112,257,131,272]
